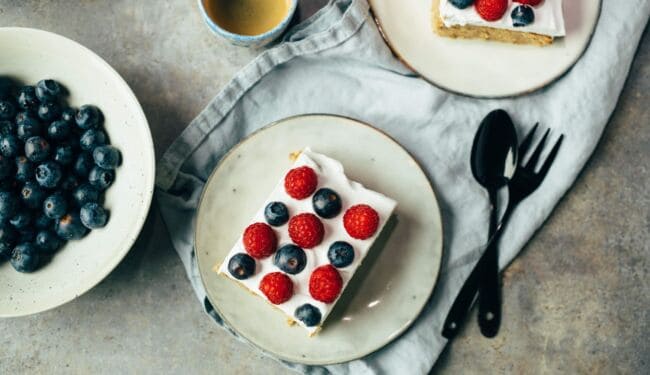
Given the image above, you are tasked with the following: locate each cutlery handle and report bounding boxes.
[478,199,515,338]
[441,194,499,340]
[477,234,501,337]
[441,254,483,339]
[477,190,501,337]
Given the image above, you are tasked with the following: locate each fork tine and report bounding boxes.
[519,123,539,157]
[525,128,550,169]
[537,134,564,178]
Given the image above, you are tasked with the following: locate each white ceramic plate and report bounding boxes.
[195,115,443,365]
[0,28,155,317]
[369,0,601,98]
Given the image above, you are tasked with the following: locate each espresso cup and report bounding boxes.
[198,0,298,47]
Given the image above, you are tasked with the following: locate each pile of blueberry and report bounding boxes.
[0,76,121,273]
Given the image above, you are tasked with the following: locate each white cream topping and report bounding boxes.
[218,148,397,335]
[439,0,566,37]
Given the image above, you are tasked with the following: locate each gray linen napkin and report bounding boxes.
[155,0,649,373]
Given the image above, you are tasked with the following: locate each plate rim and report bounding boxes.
[195,113,444,365]
[0,27,156,317]
[368,0,603,99]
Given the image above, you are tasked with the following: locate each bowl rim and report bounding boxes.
[197,0,298,41]
[0,26,156,317]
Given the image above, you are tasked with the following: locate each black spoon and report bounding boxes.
[442,109,518,339]
[471,109,518,338]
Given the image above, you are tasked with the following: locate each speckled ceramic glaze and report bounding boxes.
[197,0,298,47]
[195,115,443,365]
[0,28,155,317]
[369,0,601,98]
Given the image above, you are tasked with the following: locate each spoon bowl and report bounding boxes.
[470,109,518,191]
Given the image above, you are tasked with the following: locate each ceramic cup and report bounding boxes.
[197,0,298,48]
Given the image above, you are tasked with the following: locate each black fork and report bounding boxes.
[443,124,564,340]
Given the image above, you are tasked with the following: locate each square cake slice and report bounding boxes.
[217,148,397,335]
[433,0,566,46]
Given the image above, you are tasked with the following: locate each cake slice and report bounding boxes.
[217,148,397,336]
[433,0,566,46]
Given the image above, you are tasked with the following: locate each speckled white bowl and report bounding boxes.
[0,28,155,317]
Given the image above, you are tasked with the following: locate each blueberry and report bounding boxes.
[15,111,31,126]
[16,116,42,141]
[73,153,94,177]
[312,188,342,219]
[47,120,73,141]
[273,244,307,275]
[264,201,289,226]
[294,304,322,327]
[0,120,16,136]
[15,156,34,182]
[35,230,64,255]
[37,101,61,122]
[17,86,39,111]
[54,145,74,165]
[80,129,107,151]
[60,107,76,123]
[0,135,21,157]
[88,166,114,190]
[34,212,53,230]
[79,202,108,229]
[20,181,46,210]
[24,136,51,163]
[0,77,13,99]
[35,161,63,188]
[511,5,534,27]
[75,105,102,129]
[0,100,16,120]
[227,253,256,280]
[43,193,68,219]
[60,174,80,191]
[55,213,88,240]
[9,210,32,230]
[10,243,40,273]
[35,79,63,102]
[0,191,18,221]
[93,145,121,170]
[327,241,355,268]
[72,183,99,206]
[449,0,474,9]
[0,154,13,179]
[0,226,17,260]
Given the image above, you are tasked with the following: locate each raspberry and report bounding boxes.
[475,0,508,21]
[513,0,543,5]
[309,265,343,303]
[259,272,293,304]
[284,166,318,200]
[343,204,379,240]
[288,213,324,249]
[242,222,277,259]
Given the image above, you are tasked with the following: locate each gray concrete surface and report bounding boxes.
[0,1,647,374]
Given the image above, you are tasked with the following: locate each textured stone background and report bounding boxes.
[0,1,647,374]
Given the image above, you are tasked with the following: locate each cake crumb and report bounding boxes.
[289,150,302,161]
